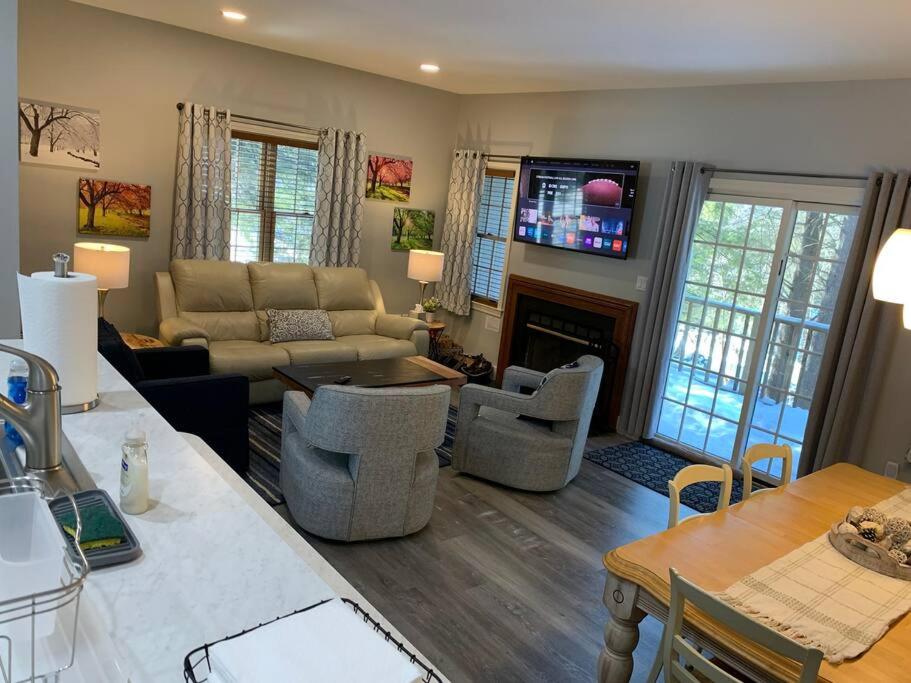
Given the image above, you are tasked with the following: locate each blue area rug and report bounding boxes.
[583,441,756,513]
[245,403,458,506]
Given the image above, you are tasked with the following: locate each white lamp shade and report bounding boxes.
[74,242,130,290]
[872,228,911,304]
[407,249,444,282]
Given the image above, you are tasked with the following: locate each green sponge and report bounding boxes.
[59,502,126,551]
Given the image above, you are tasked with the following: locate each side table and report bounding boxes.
[120,332,165,350]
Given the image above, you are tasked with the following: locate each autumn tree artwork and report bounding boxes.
[19,100,101,170]
[391,208,434,251]
[366,154,413,202]
[78,179,151,239]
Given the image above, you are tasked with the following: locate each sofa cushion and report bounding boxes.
[171,260,253,313]
[182,311,261,342]
[248,262,318,311]
[334,334,417,360]
[313,267,374,311]
[273,340,358,365]
[267,309,334,343]
[328,310,377,337]
[208,340,290,381]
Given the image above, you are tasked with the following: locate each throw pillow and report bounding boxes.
[267,309,334,343]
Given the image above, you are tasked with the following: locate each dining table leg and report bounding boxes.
[598,571,646,683]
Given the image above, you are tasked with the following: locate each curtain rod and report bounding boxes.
[704,166,865,181]
[484,153,523,161]
[175,103,321,136]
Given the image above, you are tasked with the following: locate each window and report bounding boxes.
[471,168,517,307]
[653,180,862,483]
[229,131,318,263]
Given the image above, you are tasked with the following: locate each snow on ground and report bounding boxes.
[657,365,804,479]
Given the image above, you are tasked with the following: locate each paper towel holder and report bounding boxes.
[50,253,100,414]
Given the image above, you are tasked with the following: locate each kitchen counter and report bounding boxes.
[1,346,436,681]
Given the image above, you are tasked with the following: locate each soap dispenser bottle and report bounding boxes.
[120,422,149,515]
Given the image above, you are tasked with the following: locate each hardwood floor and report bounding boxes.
[276,432,676,682]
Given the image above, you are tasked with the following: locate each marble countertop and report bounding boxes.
[0,345,435,681]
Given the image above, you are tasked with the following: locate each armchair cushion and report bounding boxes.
[375,314,428,341]
[159,316,210,347]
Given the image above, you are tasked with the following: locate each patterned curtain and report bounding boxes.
[171,103,232,260]
[310,128,367,267]
[437,150,487,316]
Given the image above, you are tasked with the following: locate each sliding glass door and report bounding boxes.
[653,187,859,483]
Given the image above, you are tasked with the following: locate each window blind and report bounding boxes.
[471,170,515,305]
[229,131,318,263]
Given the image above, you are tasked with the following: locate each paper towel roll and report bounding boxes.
[18,271,98,408]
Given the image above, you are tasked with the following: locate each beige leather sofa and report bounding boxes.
[155,260,429,404]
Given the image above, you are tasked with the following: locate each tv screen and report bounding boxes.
[513,157,640,259]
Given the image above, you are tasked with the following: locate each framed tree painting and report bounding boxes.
[19,99,101,170]
[78,179,151,238]
[391,208,434,250]
[366,154,412,202]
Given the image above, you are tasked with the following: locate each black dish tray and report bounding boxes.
[183,598,442,683]
[49,488,142,569]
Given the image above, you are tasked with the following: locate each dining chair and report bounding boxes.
[741,444,793,500]
[649,567,824,683]
[667,464,733,529]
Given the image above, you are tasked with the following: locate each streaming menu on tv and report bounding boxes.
[513,157,639,259]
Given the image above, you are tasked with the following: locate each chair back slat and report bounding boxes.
[742,444,793,500]
[657,568,824,682]
[667,463,733,529]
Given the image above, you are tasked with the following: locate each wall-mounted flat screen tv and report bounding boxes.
[513,157,640,259]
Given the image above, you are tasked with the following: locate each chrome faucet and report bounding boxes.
[0,344,63,472]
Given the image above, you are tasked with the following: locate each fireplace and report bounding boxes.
[496,275,637,432]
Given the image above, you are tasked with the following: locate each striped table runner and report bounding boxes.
[717,487,911,663]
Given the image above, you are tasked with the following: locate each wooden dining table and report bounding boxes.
[599,463,909,682]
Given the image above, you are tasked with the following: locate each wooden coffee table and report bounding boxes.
[273,355,467,398]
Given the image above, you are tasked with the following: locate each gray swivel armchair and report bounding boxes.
[280,384,451,541]
[452,355,604,492]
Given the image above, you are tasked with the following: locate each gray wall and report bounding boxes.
[18,0,459,333]
[450,80,911,477]
[0,0,19,338]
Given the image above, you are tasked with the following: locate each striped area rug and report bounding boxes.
[244,404,459,506]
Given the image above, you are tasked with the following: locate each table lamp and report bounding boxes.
[407,249,444,311]
[872,228,911,330]
[74,242,130,319]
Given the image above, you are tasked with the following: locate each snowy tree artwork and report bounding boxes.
[18,99,101,170]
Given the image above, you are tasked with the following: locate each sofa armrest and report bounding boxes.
[159,317,209,347]
[502,366,547,394]
[135,345,209,380]
[181,337,209,349]
[375,314,428,340]
[136,373,249,473]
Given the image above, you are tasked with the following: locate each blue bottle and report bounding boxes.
[4,359,28,447]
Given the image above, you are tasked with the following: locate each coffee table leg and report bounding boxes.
[598,572,645,683]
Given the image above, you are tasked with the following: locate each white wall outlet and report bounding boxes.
[885,461,900,479]
[485,315,501,333]
[635,276,648,292]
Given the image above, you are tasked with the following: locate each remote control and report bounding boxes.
[334,375,352,384]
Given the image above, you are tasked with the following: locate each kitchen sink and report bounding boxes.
[0,430,96,494]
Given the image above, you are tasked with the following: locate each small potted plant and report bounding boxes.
[421,297,441,322]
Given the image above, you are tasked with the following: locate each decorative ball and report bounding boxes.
[879,536,894,550]
[902,540,911,556]
[885,518,911,546]
[861,507,887,525]
[847,506,865,525]
[837,522,858,535]
[859,521,884,542]
[889,549,908,565]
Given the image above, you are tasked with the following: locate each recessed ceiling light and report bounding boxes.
[420,64,440,74]
[222,10,247,21]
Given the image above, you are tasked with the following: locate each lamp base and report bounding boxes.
[97,289,109,320]
[416,280,428,312]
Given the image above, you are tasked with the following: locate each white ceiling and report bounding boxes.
[74,0,911,94]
